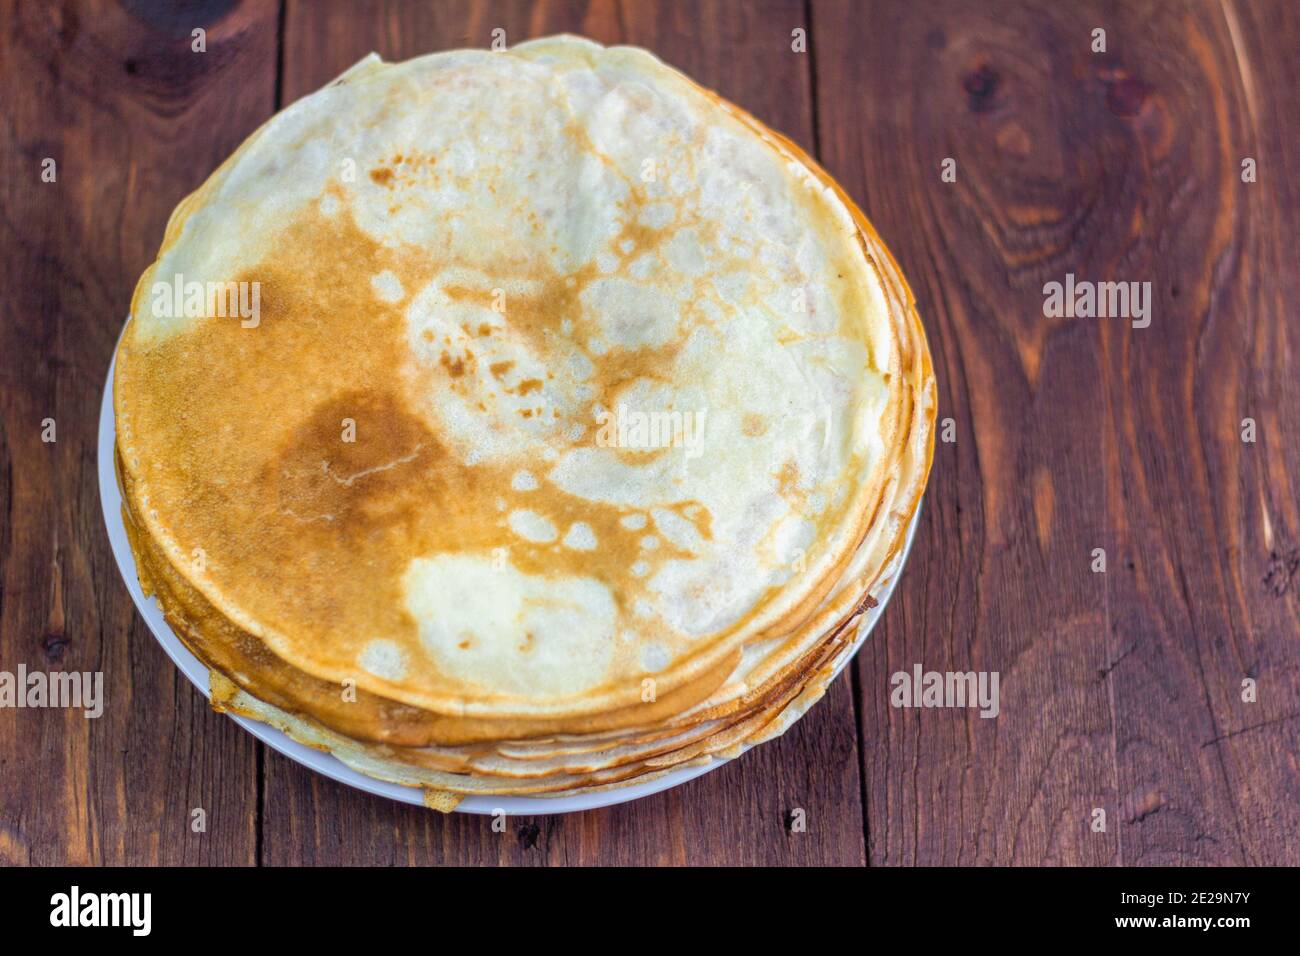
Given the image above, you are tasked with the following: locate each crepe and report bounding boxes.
[114,35,935,802]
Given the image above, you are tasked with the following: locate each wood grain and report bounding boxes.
[813,0,1300,864]
[0,0,280,864]
[0,0,1295,866]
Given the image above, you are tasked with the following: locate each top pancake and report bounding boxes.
[115,36,905,720]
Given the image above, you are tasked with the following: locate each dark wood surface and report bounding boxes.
[1,0,1295,866]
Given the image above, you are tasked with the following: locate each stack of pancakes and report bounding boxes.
[114,36,935,807]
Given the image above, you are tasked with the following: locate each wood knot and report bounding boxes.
[515,822,542,850]
[1101,69,1150,117]
[42,632,69,663]
[1263,546,1300,597]
[44,552,66,662]
[1123,788,1169,825]
[962,64,1001,113]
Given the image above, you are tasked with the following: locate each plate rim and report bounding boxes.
[98,343,920,815]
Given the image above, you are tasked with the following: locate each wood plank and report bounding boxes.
[265,0,865,865]
[812,0,1300,864]
[0,0,278,865]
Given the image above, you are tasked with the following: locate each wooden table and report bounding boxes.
[1,0,1296,866]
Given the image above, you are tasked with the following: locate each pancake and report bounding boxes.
[115,35,935,801]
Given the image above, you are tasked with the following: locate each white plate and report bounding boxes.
[98,345,920,814]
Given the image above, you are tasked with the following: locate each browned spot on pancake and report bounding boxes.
[517,378,542,395]
[776,461,801,498]
[613,220,666,259]
[370,167,394,186]
[440,351,468,377]
[489,360,514,379]
[270,389,444,538]
[742,413,767,437]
